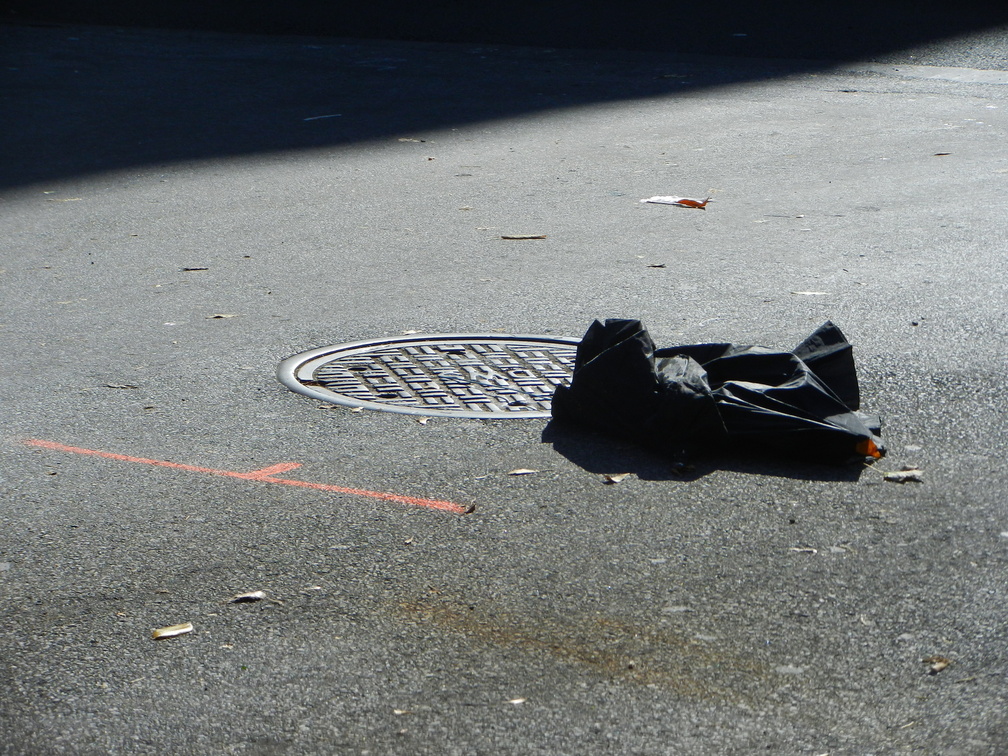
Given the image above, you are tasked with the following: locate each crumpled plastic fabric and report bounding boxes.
[551,319,884,461]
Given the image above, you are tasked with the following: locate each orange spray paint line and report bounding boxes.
[24,439,468,514]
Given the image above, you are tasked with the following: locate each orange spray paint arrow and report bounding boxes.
[24,439,469,515]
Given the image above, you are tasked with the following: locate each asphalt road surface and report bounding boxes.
[2,16,1007,755]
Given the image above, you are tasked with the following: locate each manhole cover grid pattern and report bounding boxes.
[284,337,578,417]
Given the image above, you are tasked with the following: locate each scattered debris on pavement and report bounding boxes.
[884,466,924,483]
[923,655,952,674]
[640,196,711,209]
[151,622,193,640]
[228,590,268,604]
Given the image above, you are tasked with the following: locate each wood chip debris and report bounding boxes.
[885,466,923,483]
[922,655,952,674]
[603,473,631,484]
[151,622,193,640]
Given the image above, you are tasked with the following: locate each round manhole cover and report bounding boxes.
[277,334,579,418]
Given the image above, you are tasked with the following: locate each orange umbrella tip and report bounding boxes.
[855,438,882,459]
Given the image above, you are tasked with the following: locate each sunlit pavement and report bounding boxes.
[2,22,1007,754]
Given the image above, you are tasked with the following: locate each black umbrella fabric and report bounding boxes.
[551,319,884,462]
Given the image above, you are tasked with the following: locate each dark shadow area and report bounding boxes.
[1,2,1006,191]
[0,25,795,192]
[5,1,1008,60]
[542,420,866,483]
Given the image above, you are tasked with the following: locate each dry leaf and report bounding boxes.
[789,547,818,555]
[416,417,430,425]
[393,709,413,715]
[401,329,420,335]
[603,473,631,484]
[151,622,193,640]
[922,655,951,674]
[105,383,138,390]
[350,407,364,413]
[790,291,829,296]
[646,263,667,268]
[884,467,923,483]
[501,234,547,240]
[208,313,238,319]
[181,267,209,271]
[640,196,711,209]
[508,698,527,705]
[229,590,267,603]
[397,137,425,143]
[507,468,538,476]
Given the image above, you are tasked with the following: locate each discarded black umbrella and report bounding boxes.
[551,319,884,461]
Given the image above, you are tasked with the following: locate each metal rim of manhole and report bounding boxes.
[277,333,580,419]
